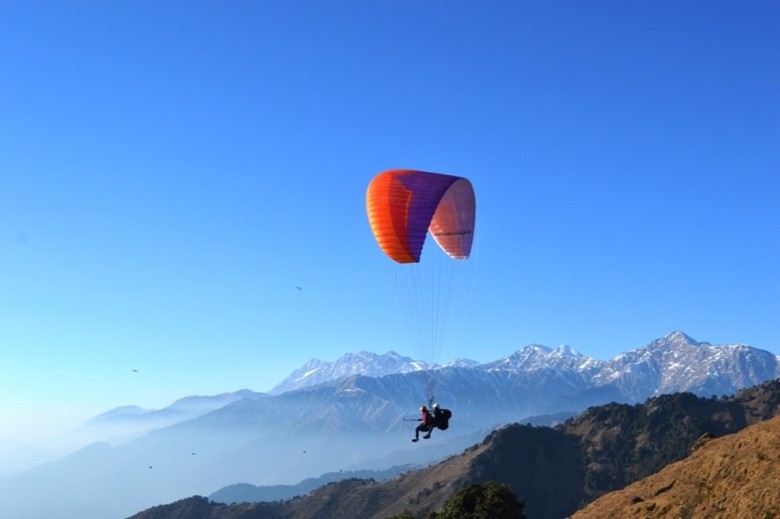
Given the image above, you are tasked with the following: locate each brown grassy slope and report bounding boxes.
[570,415,780,519]
[282,441,491,519]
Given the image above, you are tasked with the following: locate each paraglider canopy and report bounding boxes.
[366,169,477,402]
[366,169,476,264]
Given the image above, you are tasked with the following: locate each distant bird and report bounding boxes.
[132,369,139,373]
[191,452,196,456]
[148,465,153,469]
[302,450,307,454]
[295,286,302,291]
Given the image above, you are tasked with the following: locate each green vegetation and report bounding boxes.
[432,481,525,519]
[389,482,525,519]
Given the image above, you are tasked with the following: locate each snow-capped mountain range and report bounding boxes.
[270,331,779,402]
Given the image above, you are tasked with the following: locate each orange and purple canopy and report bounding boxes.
[366,169,476,263]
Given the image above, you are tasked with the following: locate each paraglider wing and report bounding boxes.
[366,170,475,263]
[429,178,475,260]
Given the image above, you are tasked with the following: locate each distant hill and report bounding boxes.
[128,378,780,519]
[209,464,420,504]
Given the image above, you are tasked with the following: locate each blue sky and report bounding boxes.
[2,1,778,445]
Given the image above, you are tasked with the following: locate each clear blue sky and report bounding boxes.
[2,1,778,445]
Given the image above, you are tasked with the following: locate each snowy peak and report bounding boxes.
[484,343,595,374]
[507,344,553,362]
[596,331,780,400]
[269,351,437,394]
[445,358,481,369]
[654,330,701,348]
[553,344,581,358]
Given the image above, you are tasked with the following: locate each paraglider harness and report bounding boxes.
[405,398,452,432]
[428,395,452,430]
[432,405,452,430]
